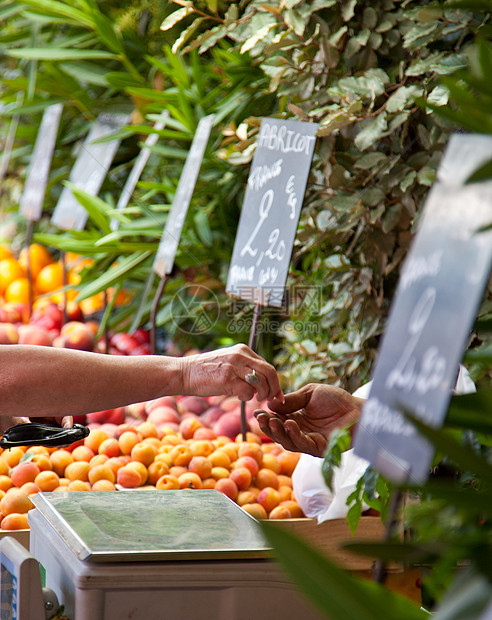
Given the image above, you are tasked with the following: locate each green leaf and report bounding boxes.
[355,114,388,151]
[434,568,492,620]
[445,390,492,433]
[7,47,118,60]
[64,184,113,234]
[160,7,195,32]
[260,522,427,620]
[465,157,492,183]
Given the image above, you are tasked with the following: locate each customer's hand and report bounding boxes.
[254,383,364,456]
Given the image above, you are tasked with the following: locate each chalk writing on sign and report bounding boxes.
[226,118,318,307]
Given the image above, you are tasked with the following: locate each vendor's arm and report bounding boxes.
[0,343,283,419]
[254,383,364,457]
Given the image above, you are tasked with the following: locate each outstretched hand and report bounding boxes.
[254,383,364,457]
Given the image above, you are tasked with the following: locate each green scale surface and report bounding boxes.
[32,490,272,563]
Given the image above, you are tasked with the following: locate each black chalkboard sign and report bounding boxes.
[51,111,129,231]
[153,114,214,277]
[354,133,492,484]
[226,118,318,307]
[20,103,63,222]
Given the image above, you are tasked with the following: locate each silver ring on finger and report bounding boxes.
[245,369,260,386]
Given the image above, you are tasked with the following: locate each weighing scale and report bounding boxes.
[29,490,323,620]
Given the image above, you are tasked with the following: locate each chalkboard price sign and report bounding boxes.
[20,103,63,222]
[51,112,129,231]
[354,133,492,484]
[153,114,214,277]
[226,118,318,307]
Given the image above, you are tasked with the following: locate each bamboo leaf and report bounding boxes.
[64,184,112,234]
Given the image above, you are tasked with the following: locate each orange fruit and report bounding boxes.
[34,471,60,492]
[0,488,34,515]
[88,465,115,485]
[255,468,279,490]
[178,472,202,489]
[67,480,91,492]
[268,505,292,519]
[49,450,73,477]
[92,480,116,491]
[116,466,141,489]
[131,443,157,467]
[241,503,267,520]
[35,262,63,294]
[10,462,40,488]
[0,259,26,296]
[4,278,31,304]
[18,244,52,280]
[0,246,13,261]
[155,474,180,490]
[1,513,30,530]
[1,447,25,468]
[84,429,109,453]
[126,461,148,485]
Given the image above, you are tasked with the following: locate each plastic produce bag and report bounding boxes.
[292,365,475,523]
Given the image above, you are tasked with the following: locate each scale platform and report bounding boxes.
[31,489,271,562]
[28,490,323,620]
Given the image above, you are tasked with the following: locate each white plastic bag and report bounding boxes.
[292,365,475,523]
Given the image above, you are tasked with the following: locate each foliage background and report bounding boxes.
[0,0,490,393]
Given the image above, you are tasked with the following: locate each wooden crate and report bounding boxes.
[0,529,30,551]
[268,516,422,605]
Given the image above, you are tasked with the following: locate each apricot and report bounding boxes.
[1,513,30,530]
[189,439,215,458]
[135,422,158,439]
[229,467,252,491]
[88,465,115,485]
[277,450,300,476]
[84,429,109,453]
[241,503,267,520]
[105,457,126,477]
[0,489,34,515]
[0,476,14,492]
[50,450,73,477]
[147,461,170,485]
[116,466,141,489]
[211,467,230,480]
[89,454,109,468]
[131,442,157,467]
[92,480,116,491]
[65,461,90,482]
[126,461,148,485]
[210,450,231,469]
[30,454,51,472]
[255,468,279,490]
[169,465,187,478]
[233,456,259,478]
[142,437,162,450]
[0,460,9,476]
[178,472,202,489]
[1,447,25,468]
[155,474,180,490]
[278,474,293,489]
[257,487,280,513]
[154,452,172,467]
[238,442,263,466]
[202,478,216,489]
[67,480,91,492]
[268,505,292,519]
[278,486,293,502]
[118,431,140,454]
[235,432,261,445]
[58,478,70,487]
[23,446,49,456]
[170,444,192,467]
[188,456,212,480]
[98,438,121,458]
[280,500,304,518]
[20,482,40,496]
[34,471,60,492]
[218,443,239,463]
[179,417,202,440]
[215,478,238,501]
[213,436,232,448]
[262,453,281,474]
[161,434,182,446]
[236,491,257,506]
[10,462,40,487]
[72,445,95,462]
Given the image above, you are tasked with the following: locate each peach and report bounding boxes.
[0,322,19,344]
[50,450,73,476]
[146,396,178,413]
[200,407,223,426]
[257,487,280,513]
[59,321,95,351]
[34,471,60,492]
[0,489,34,515]
[229,467,252,491]
[155,474,180,490]
[1,513,29,530]
[116,466,141,489]
[213,413,241,439]
[178,472,202,489]
[179,396,209,415]
[241,503,267,520]
[18,324,53,347]
[10,462,40,487]
[215,478,238,501]
[147,406,180,426]
[268,505,292,519]
[188,456,212,480]
[88,465,115,485]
